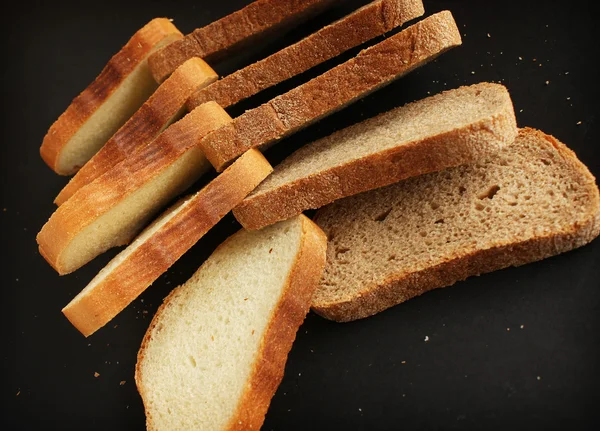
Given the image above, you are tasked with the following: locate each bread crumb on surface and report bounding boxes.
[487,33,490,37]
[16,390,20,396]
[424,336,429,342]
[507,327,510,331]
[537,376,542,380]
[120,381,126,386]
[94,372,100,378]
[577,121,582,125]
[520,324,525,329]
[545,80,550,85]
[401,360,406,364]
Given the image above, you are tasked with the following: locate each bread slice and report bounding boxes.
[62,149,272,337]
[54,58,218,206]
[135,214,327,430]
[37,102,231,275]
[234,83,518,230]
[199,10,462,172]
[312,128,600,322]
[186,0,425,110]
[40,18,183,175]
[148,0,336,83]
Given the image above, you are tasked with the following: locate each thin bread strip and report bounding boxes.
[312,128,600,322]
[234,83,518,230]
[37,102,231,275]
[41,18,183,175]
[186,0,425,110]
[135,215,327,430]
[55,58,218,206]
[148,0,336,83]
[62,149,272,337]
[200,11,462,172]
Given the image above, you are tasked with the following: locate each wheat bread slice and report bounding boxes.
[135,214,327,430]
[186,0,425,111]
[62,149,272,337]
[54,58,218,206]
[234,83,518,230]
[148,0,336,83]
[199,10,462,172]
[312,128,600,322]
[41,18,183,175]
[37,102,231,275]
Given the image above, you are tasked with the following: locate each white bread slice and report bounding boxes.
[312,128,600,322]
[62,149,272,337]
[148,0,336,83]
[41,18,183,175]
[199,11,462,172]
[186,0,425,110]
[37,102,231,275]
[135,215,327,430]
[54,58,218,206]
[234,82,518,230]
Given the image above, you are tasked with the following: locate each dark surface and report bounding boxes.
[1,0,599,429]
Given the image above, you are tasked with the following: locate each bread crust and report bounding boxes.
[55,57,218,206]
[186,0,425,110]
[234,83,518,230]
[199,10,462,172]
[40,18,183,175]
[62,149,273,337]
[312,128,600,321]
[148,0,336,83]
[37,102,231,275]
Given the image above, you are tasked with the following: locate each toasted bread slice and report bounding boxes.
[135,215,327,430]
[199,11,462,172]
[148,0,336,83]
[62,150,272,337]
[37,102,231,275]
[55,58,218,205]
[312,128,600,322]
[41,18,183,175]
[234,83,518,229]
[186,0,425,110]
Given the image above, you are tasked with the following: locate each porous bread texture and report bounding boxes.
[186,0,425,110]
[37,102,231,275]
[136,215,327,430]
[148,0,336,83]
[199,10,462,172]
[234,82,518,230]
[55,57,218,205]
[41,18,183,175]
[313,128,600,322]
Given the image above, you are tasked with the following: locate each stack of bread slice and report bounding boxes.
[36,1,599,429]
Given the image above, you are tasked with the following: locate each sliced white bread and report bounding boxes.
[40,18,183,175]
[186,0,425,110]
[148,0,336,83]
[199,11,462,172]
[37,102,231,275]
[312,128,600,322]
[62,149,272,337]
[55,57,218,205]
[135,215,327,430]
[234,82,518,230]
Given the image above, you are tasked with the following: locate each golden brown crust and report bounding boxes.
[186,0,425,110]
[40,18,183,175]
[54,57,218,206]
[233,83,518,230]
[148,0,336,83]
[312,128,600,321]
[62,150,273,337]
[199,11,462,172]
[36,102,232,275]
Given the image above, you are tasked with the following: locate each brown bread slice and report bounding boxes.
[37,102,231,275]
[234,82,518,230]
[41,18,183,175]
[312,128,600,322]
[186,0,425,110]
[148,0,336,83]
[62,149,272,337]
[199,10,462,172]
[135,215,327,430]
[54,58,218,206]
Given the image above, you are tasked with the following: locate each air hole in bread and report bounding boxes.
[374,208,392,222]
[458,186,466,194]
[478,184,500,200]
[541,158,552,166]
[475,202,485,211]
[188,356,197,368]
[434,219,444,224]
[431,202,440,210]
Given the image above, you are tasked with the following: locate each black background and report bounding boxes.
[2,0,599,429]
